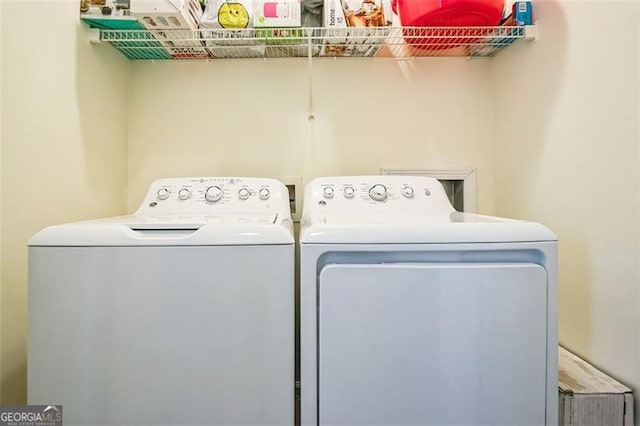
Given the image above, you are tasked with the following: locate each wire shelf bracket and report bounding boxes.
[87,28,102,44]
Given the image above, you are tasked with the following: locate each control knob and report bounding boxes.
[402,186,415,198]
[259,188,271,200]
[369,184,388,202]
[323,187,335,199]
[157,188,170,200]
[238,188,251,200]
[178,189,191,200]
[205,186,224,203]
[344,187,355,198]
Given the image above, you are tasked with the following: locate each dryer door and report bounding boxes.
[318,263,547,425]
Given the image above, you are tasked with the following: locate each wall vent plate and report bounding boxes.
[273,176,302,222]
[380,168,476,212]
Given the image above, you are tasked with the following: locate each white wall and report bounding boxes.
[0,0,130,404]
[128,59,496,213]
[493,0,640,415]
[0,0,3,404]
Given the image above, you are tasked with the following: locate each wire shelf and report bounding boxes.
[98,26,531,60]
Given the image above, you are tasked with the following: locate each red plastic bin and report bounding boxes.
[392,0,505,50]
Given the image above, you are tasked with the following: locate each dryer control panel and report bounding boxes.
[302,176,455,216]
[136,177,291,217]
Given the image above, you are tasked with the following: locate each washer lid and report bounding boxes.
[29,213,294,247]
[30,177,295,247]
[72,213,281,229]
[300,211,556,244]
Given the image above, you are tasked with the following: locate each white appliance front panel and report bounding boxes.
[29,245,294,425]
[318,263,547,425]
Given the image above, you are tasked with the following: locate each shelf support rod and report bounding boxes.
[307,30,315,121]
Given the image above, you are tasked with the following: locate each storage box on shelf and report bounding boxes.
[322,0,393,57]
[91,25,534,59]
[131,0,210,59]
[81,0,171,59]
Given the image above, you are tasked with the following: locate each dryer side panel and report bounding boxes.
[318,263,548,425]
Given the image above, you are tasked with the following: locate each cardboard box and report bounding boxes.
[501,1,533,26]
[255,28,302,44]
[81,0,172,59]
[81,0,131,18]
[199,29,266,59]
[199,0,266,58]
[81,0,140,29]
[321,0,393,57]
[200,0,253,29]
[321,0,348,56]
[559,347,634,426]
[133,0,210,59]
[512,1,532,25]
[254,1,302,28]
[341,0,390,27]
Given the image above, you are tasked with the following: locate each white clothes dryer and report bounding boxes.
[29,177,294,425]
[300,176,557,426]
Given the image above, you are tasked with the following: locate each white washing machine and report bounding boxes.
[300,176,558,426]
[29,177,294,425]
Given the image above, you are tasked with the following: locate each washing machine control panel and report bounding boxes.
[303,176,455,215]
[136,177,291,216]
